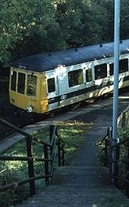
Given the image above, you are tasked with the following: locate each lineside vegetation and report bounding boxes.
[0,120,93,206]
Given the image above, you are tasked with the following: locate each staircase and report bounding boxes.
[16,166,129,207]
[15,114,129,207]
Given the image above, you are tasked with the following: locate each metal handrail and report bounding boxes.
[100,126,129,197]
[0,118,65,201]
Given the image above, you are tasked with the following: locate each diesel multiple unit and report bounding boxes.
[9,39,129,114]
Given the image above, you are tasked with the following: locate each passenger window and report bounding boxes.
[47,78,55,93]
[110,59,128,75]
[109,63,114,76]
[18,73,25,94]
[119,59,128,73]
[11,70,17,91]
[68,69,83,87]
[95,64,107,80]
[86,69,92,82]
[27,74,37,96]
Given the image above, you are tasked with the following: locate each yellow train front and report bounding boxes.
[9,68,48,113]
[9,39,129,114]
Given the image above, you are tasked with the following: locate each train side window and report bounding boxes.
[68,69,83,87]
[110,59,128,75]
[18,73,25,94]
[86,69,92,82]
[47,78,55,93]
[11,70,17,91]
[95,64,107,80]
[109,63,114,76]
[27,74,37,96]
[119,59,128,73]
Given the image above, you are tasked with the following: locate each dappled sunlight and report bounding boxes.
[65,147,76,155]
[0,120,94,205]
[57,120,93,127]
[56,120,93,161]
[0,120,93,180]
[0,160,28,192]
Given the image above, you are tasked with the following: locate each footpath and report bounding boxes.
[15,113,129,207]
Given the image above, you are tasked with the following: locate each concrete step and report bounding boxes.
[15,194,129,207]
[52,166,111,185]
[15,166,129,207]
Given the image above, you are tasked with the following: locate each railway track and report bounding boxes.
[0,93,101,140]
[0,93,106,140]
[0,90,129,153]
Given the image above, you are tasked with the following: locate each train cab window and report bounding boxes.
[86,69,92,82]
[27,74,37,96]
[95,64,107,80]
[11,70,17,91]
[109,63,114,76]
[68,69,83,87]
[17,73,25,94]
[47,78,55,93]
[119,59,128,73]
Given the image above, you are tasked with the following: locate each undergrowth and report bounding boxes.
[99,126,129,193]
[0,120,92,207]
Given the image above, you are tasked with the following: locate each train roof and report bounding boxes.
[13,39,129,72]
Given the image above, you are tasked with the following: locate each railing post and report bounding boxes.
[126,147,129,171]
[26,135,35,196]
[57,139,61,166]
[50,125,55,143]
[57,139,65,166]
[108,126,112,176]
[61,144,65,166]
[50,124,56,172]
[50,124,54,171]
[114,144,120,187]
[44,145,49,185]
[104,137,109,167]
[124,146,129,197]
[109,125,119,186]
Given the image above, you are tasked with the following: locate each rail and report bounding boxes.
[100,126,129,197]
[0,118,65,204]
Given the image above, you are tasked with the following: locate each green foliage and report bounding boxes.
[0,191,13,207]
[0,0,66,65]
[1,0,129,68]
[120,0,129,39]
[118,127,129,140]
[58,120,91,161]
[0,121,92,206]
[99,127,129,191]
[11,0,67,58]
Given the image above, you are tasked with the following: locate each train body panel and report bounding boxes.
[9,69,48,113]
[9,39,129,114]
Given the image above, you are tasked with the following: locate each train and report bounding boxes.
[9,39,129,114]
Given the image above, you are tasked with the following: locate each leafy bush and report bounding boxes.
[0,120,92,206]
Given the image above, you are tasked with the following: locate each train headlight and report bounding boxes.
[26,105,33,113]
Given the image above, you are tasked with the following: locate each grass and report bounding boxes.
[58,120,91,162]
[99,126,129,195]
[0,119,93,207]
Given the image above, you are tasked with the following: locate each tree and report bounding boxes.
[55,0,110,47]
[0,0,66,66]
[120,0,129,39]
[13,0,67,56]
[1,0,129,69]
[0,1,20,65]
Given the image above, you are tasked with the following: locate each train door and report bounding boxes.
[55,66,68,107]
[56,66,68,92]
[45,71,59,111]
[85,67,94,88]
